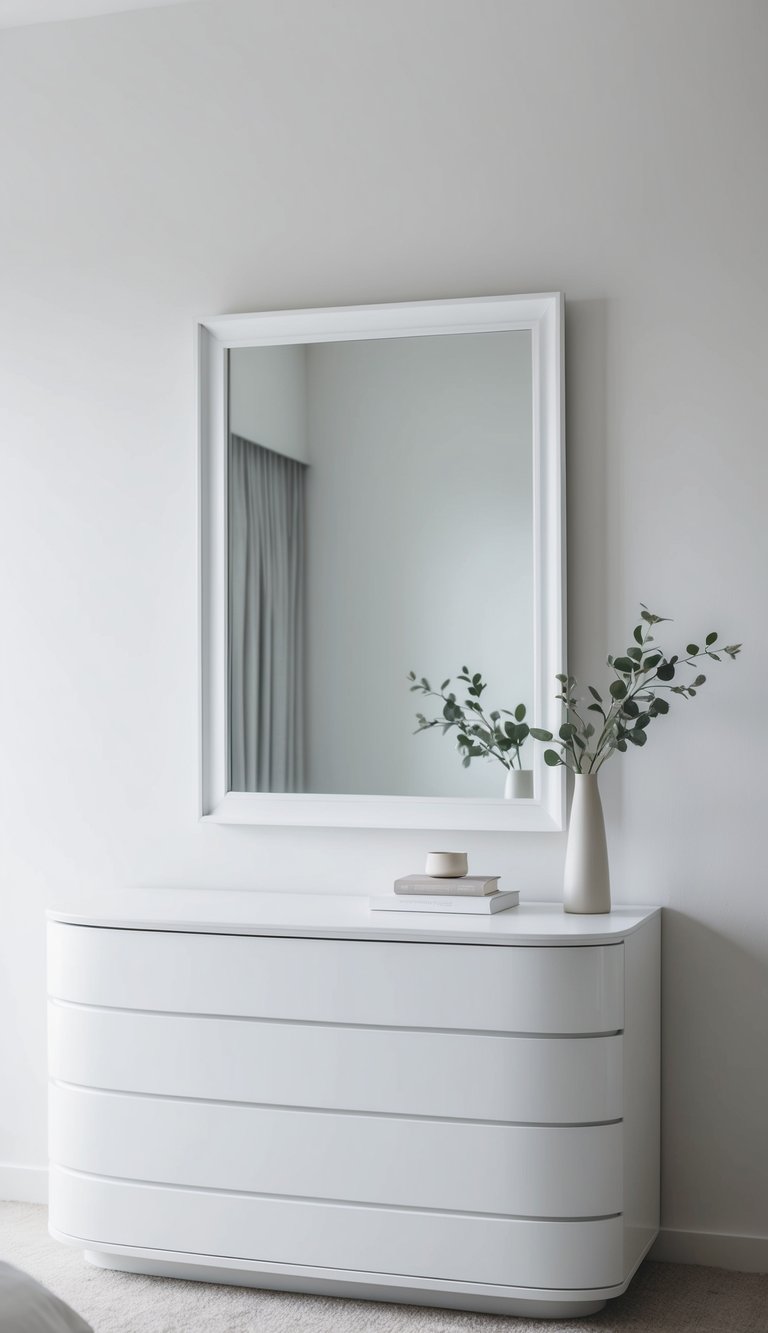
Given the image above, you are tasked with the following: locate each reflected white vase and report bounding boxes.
[504,768,534,799]
[563,773,611,914]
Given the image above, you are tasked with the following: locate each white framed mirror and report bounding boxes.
[199,294,565,831]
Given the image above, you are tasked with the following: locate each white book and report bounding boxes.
[370,890,519,915]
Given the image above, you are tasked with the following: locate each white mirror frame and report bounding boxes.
[199,293,565,831]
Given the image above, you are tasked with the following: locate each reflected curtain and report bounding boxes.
[229,434,307,792]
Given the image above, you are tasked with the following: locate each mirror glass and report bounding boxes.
[227,330,533,799]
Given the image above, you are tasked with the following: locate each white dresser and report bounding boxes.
[47,893,660,1319]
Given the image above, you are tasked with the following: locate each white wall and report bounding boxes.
[0,0,766,1264]
[304,332,532,797]
[229,344,308,463]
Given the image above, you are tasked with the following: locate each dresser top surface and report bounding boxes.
[47,891,659,946]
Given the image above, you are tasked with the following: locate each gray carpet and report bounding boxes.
[1,1203,766,1333]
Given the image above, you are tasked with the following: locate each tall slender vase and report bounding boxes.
[563,773,611,914]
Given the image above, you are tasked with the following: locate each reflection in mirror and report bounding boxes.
[228,331,533,799]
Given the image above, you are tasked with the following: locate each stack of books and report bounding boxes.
[370,875,519,915]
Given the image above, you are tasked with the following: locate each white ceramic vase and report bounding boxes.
[563,773,611,914]
[504,768,534,799]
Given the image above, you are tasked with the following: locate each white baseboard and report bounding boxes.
[0,1164,48,1205]
[651,1227,768,1273]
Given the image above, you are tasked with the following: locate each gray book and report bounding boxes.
[394,875,500,897]
[372,890,519,915]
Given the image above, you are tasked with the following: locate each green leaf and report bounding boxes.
[635,714,651,729]
[614,656,635,673]
[544,749,562,766]
[530,728,553,741]
[656,662,675,682]
[587,703,604,714]
[559,723,577,740]
[633,625,644,645]
[649,698,670,716]
[407,671,416,680]
[686,645,699,656]
[693,674,706,687]
[555,673,568,683]
[640,605,670,624]
[588,686,603,703]
[705,632,718,645]
[643,653,662,669]
[628,729,647,746]
[627,646,642,662]
[490,710,500,722]
[514,703,526,721]
[609,680,627,700]
[440,678,451,691]
[622,698,639,717]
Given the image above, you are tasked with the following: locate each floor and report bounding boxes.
[1,1204,766,1333]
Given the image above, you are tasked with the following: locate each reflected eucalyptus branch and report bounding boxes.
[407,669,531,773]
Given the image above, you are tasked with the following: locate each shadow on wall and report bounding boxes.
[563,296,620,831]
[660,909,768,1234]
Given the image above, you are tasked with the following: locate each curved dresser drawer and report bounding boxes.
[50,1082,623,1218]
[48,922,624,1034]
[50,1167,625,1291]
[49,1003,624,1124]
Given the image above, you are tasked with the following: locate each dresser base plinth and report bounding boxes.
[80,1245,609,1319]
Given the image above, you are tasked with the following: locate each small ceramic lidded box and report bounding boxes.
[425,852,468,878]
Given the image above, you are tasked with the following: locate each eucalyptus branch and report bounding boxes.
[529,606,742,775]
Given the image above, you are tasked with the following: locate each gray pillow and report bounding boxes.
[0,1260,93,1332]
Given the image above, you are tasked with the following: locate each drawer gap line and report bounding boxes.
[60,924,626,950]
[56,1228,629,1295]
[47,999,622,1040]
[52,1166,622,1224]
[49,1080,623,1129]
